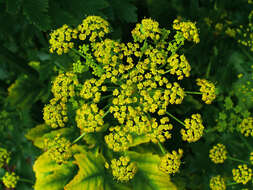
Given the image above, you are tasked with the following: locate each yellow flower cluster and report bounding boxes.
[105,126,133,152]
[49,24,74,55]
[51,72,79,99]
[167,54,191,80]
[80,78,106,102]
[2,172,19,189]
[44,134,72,164]
[77,16,110,42]
[196,78,216,104]
[131,18,161,42]
[238,117,253,137]
[209,144,227,164]
[181,114,204,143]
[250,152,253,164]
[110,156,137,182]
[49,16,110,55]
[232,164,252,184]
[0,147,10,168]
[209,175,226,190]
[173,19,200,43]
[43,97,68,128]
[75,103,105,133]
[159,149,183,174]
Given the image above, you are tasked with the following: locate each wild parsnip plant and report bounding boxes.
[25,16,218,190]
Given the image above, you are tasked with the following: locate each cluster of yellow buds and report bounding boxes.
[75,103,105,133]
[43,97,68,128]
[196,78,216,104]
[167,54,191,80]
[110,156,137,182]
[232,164,252,184]
[159,149,183,174]
[44,134,72,164]
[104,126,133,152]
[131,18,161,42]
[238,117,253,137]
[209,144,227,164]
[209,175,226,190]
[2,172,19,188]
[0,147,10,168]
[77,16,110,42]
[181,114,204,143]
[51,72,79,99]
[173,19,200,43]
[49,24,74,55]
[250,152,253,164]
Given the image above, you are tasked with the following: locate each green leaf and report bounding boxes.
[34,152,77,190]
[25,123,51,147]
[23,0,51,31]
[65,145,130,190]
[26,126,74,149]
[127,152,177,190]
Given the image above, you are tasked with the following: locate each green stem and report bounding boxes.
[205,127,218,134]
[205,60,212,78]
[166,112,185,126]
[54,61,67,71]
[158,142,166,155]
[72,132,86,144]
[164,70,171,74]
[102,109,110,118]
[71,48,86,59]
[185,91,202,95]
[227,156,251,164]
[226,182,237,186]
[19,178,34,184]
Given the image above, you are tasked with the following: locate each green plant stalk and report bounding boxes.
[227,156,251,164]
[72,132,86,145]
[185,91,202,95]
[19,178,34,184]
[158,142,166,155]
[166,112,185,126]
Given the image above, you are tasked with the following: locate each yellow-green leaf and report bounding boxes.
[127,151,177,190]
[33,152,76,190]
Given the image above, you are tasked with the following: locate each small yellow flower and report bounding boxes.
[2,172,19,189]
[44,134,72,164]
[250,152,253,164]
[0,147,10,168]
[49,24,74,55]
[111,156,137,182]
[181,114,204,143]
[159,149,183,174]
[209,175,226,190]
[132,18,161,42]
[209,144,227,164]
[196,78,216,104]
[238,117,253,137]
[232,164,252,184]
[173,19,200,43]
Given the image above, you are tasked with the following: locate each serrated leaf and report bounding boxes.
[65,145,130,190]
[25,123,51,146]
[34,152,77,190]
[23,0,51,30]
[127,151,177,190]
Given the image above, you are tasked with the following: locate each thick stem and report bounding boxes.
[19,178,34,184]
